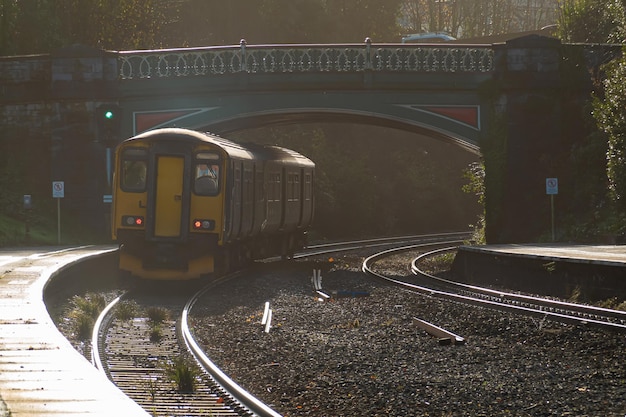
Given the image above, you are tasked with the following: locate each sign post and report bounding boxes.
[545,178,558,242]
[23,195,32,242]
[52,181,64,244]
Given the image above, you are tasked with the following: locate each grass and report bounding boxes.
[596,297,626,311]
[116,300,139,320]
[149,324,163,342]
[0,212,54,246]
[164,356,198,393]
[146,306,169,323]
[0,210,109,247]
[417,251,456,274]
[145,307,169,343]
[67,293,106,340]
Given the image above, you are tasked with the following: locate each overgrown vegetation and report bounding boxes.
[416,251,457,275]
[596,297,626,311]
[470,82,508,244]
[462,163,487,245]
[146,306,169,342]
[67,292,106,340]
[115,300,139,320]
[564,0,626,238]
[147,306,169,323]
[164,356,199,393]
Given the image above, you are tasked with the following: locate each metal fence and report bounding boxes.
[118,40,494,79]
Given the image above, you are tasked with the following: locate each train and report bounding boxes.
[111,128,315,279]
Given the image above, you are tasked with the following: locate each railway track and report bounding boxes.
[297,231,471,259]
[363,245,626,332]
[93,287,251,416]
[89,233,470,416]
[76,235,626,416]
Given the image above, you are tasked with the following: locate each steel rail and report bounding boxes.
[411,247,626,323]
[363,244,626,332]
[296,232,471,259]
[93,287,248,416]
[92,295,122,376]
[182,280,283,417]
[306,231,471,250]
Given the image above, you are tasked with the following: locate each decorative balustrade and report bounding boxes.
[118,40,494,80]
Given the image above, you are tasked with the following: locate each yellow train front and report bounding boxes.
[111,128,315,280]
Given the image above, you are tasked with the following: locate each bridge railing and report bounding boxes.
[118,40,494,80]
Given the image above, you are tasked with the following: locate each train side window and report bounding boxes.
[194,153,220,196]
[304,173,312,200]
[121,149,147,192]
[286,174,293,201]
[274,173,281,201]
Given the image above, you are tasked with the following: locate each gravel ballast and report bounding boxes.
[190,255,626,417]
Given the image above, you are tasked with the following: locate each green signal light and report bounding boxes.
[104,110,114,119]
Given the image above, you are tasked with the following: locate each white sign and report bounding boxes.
[52,181,65,198]
[546,178,558,195]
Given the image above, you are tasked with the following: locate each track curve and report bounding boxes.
[363,245,626,332]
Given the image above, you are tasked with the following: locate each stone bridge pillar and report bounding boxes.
[487,35,564,243]
[49,45,119,235]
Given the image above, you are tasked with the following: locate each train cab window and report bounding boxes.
[121,148,147,192]
[194,152,220,196]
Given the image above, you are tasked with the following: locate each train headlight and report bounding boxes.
[192,219,215,230]
[122,215,144,227]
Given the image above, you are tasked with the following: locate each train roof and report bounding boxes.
[252,145,315,168]
[123,128,314,167]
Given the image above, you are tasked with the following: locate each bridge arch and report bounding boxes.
[195,109,481,154]
[129,95,483,154]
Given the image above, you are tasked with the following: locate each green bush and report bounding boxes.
[70,293,106,319]
[165,357,198,393]
[146,306,169,323]
[149,324,163,342]
[116,300,139,320]
[72,311,95,340]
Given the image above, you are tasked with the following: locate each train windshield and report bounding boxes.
[194,152,220,196]
[121,148,148,192]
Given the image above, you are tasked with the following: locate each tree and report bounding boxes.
[400,0,559,40]
[557,0,625,43]
[0,0,62,55]
[0,0,168,54]
[51,0,167,50]
[323,0,403,42]
[557,0,626,235]
[164,0,403,46]
[576,0,626,211]
[594,57,626,209]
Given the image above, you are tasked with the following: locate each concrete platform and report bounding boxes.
[459,243,626,266]
[0,246,149,417]
[453,243,626,300]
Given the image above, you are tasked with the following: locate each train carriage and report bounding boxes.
[111,128,314,279]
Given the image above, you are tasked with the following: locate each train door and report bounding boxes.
[241,163,254,236]
[225,160,243,241]
[153,155,186,238]
[297,168,305,227]
[302,169,314,226]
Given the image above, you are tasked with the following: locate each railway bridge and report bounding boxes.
[113,38,490,152]
[0,36,617,242]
